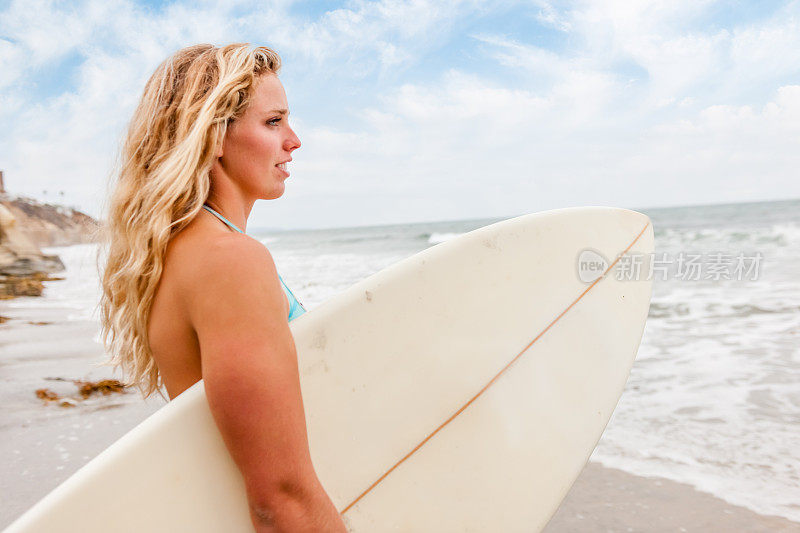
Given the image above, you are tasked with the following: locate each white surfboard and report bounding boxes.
[5,207,653,532]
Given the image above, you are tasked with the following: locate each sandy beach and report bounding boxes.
[1,301,798,532]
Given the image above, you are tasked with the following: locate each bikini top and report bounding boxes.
[200,204,306,322]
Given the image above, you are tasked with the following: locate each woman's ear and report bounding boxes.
[214,125,225,158]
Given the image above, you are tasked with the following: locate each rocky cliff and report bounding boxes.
[0,195,100,299]
[0,195,100,247]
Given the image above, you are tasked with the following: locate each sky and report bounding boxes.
[1,0,799,230]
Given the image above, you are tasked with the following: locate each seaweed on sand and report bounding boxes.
[36,378,129,407]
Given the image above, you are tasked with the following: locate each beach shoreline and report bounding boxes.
[1,304,798,532]
[545,462,800,532]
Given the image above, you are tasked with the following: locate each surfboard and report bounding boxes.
[4,206,654,532]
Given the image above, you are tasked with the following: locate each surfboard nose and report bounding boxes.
[608,207,651,230]
[627,209,652,231]
[603,208,654,252]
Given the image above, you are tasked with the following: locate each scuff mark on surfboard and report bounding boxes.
[305,359,330,375]
[481,235,500,250]
[312,329,327,350]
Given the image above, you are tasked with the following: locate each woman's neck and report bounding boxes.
[202,193,253,233]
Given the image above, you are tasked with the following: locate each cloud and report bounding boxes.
[639,85,800,198]
[569,0,800,106]
[0,0,483,213]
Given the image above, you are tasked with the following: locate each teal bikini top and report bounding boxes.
[201,204,306,322]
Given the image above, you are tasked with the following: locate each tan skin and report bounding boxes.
[147,73,348,532]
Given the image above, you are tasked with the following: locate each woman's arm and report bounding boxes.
[184,234,347,532]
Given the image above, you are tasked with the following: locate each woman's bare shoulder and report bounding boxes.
[167,223,279,291]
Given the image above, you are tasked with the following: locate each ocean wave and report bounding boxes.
[649,301,800,319]
[770,223,800,245]
[327,235,394,245]
[427,232,463,244]
[656,223,800,248]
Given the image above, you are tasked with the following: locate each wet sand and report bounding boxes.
[1,305,798,532]
[544,462,799,532]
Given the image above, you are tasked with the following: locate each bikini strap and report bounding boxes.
[202,204,244,234]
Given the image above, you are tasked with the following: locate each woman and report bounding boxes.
[99,43,348,532]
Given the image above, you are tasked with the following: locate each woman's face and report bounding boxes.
[217,73,301,200]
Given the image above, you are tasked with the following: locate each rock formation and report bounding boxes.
[0,195,100,247]
[0,195,99,299]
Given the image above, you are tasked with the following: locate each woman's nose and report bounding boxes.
[285,127,301,152]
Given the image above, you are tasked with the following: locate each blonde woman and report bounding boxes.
[99,43,347,532]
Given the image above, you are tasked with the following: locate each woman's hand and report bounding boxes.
[185,233,347,532]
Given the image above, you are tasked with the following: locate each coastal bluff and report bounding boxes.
[0,194,100,299]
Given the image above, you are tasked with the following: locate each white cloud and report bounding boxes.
[0,0,489,222]
[570,0,800,106]
[264,0,478,77]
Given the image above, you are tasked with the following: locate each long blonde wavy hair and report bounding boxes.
[98,43,281,399]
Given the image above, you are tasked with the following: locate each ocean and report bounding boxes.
[5,198,799,522]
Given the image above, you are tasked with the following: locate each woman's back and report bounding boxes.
[147,214,294,400]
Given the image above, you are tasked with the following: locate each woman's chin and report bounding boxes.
[262,182,285,200]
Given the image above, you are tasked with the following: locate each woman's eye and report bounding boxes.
[268,118,281,126]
